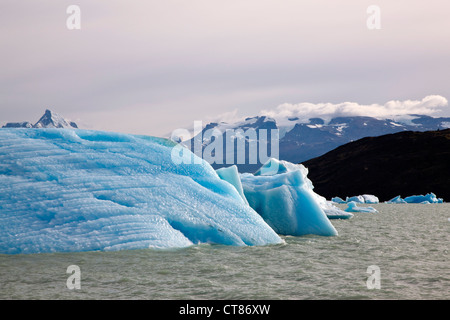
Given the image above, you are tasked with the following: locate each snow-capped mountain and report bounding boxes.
[2,109,78,129]
[179,114,450,172]
[34,109,78,129]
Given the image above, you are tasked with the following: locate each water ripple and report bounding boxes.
[0,203,448,299]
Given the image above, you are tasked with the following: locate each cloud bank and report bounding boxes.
[260,95,449,123]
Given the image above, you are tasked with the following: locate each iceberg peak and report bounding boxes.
[239,158,339,237]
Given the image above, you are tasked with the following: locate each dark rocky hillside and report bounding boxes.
[302,129,450,202]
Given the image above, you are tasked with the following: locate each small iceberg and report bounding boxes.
[385,193,444,204]
[343,194,379,204]
[404,193,443,204]
[331,196,346,204]
[345,201,378,213]
[345,195,365,203]
[320,200,354,219]
[385,195,407,204]
[361,194,380,204]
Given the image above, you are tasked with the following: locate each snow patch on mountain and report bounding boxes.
[173,112,450,173]
[2,109,78,129]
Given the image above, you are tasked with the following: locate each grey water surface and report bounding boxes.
[1,203,448,299]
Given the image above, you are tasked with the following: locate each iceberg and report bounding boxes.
[345,195,365,204]
[331,196,346,204]
[335,194,379,204]
[403,193,443,204]
[0,129,283,254]
[254,158,351,219]
[385,195,407,204]
[217,163,351,222]
[345,201,378,213]
[361,194,379,204]
[319,200,354,220]
[215,165,248,205]
[239,159,338,236]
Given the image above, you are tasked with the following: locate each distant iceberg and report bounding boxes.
[342,195,379,204]
[385,195,407,204]
[345,195,365,203]
[332,195,379,204]
[361,194,379,204]
[385,193,444,204]
[319,199,353,219]
[239,159,339,237]
[345,201,378,213]
[403,193,444,204]
[0,129,283,254]
[331,196,346,204]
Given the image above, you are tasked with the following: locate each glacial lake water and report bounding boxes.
[0,203,448,300]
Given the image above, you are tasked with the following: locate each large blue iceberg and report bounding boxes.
[238,159,339,237]
[216,165,248,205]
[0,129,283,254]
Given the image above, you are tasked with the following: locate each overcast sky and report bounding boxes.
[1,0,450,136]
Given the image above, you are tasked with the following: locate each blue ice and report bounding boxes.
[361,195,379,204]
[345,195,365,203]
[403,193,444,204]
[385,195,407,204]
[331,196,346,204]
[386,193,444,204]
[0,129,283,254]
[336,195,380,204]
[345,201,378,213]
[239,159,339,236]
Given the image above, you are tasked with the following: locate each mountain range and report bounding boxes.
[3,109,448,200]
[2,109,78,129]
[302,128,450,202]
[181,114,450,172]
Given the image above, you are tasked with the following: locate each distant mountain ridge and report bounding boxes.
[2,109,78,129]
[180,114,450,172]
[302,128,450,202]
